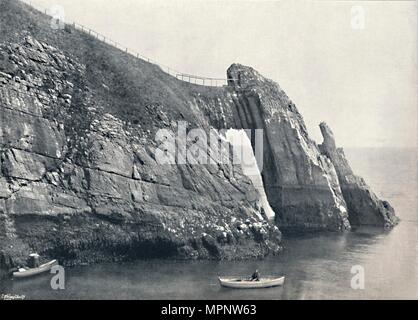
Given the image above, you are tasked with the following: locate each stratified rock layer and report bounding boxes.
[223,65,351,231]
[0,36,281,269]
[319,123,399,228]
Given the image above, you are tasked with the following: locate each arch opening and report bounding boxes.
[225,129,275,220]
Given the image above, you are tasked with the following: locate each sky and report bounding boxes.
[27,0,417,148]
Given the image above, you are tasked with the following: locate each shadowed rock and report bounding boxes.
[224,64,351,232]
[0,29,282,269]
[319,122,399,228]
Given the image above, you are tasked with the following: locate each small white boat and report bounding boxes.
[13,260,58,279]
[218,276,285,289]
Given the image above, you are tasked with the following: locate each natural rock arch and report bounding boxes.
[194,64,351,231]
[194,64,398,231]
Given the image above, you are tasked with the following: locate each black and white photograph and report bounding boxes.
[0,0,416,306]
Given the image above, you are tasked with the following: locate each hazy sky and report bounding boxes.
[28,0,417,148]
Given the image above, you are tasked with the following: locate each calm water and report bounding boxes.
[1,148,417,299]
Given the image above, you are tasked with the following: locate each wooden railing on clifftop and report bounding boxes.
[20,0,235,87]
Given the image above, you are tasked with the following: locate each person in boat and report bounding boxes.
[250,269,260,281]
[28,253,40,268]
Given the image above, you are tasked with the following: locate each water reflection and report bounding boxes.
[2,222,415,300]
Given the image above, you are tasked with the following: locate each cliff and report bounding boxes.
[0,34,284,268]
[0,0,286,269]
[0,0,397,270]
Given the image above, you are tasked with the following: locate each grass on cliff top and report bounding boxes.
[0,0,228,130]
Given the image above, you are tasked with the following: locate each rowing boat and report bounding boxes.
[13,260,58,279]
[218,276,285,289]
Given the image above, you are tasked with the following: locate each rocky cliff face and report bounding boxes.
[0,0,397,270]
[0,35,282,269]
[191,64,352,231]
[225,65,351,231]
[319,123,399,228]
